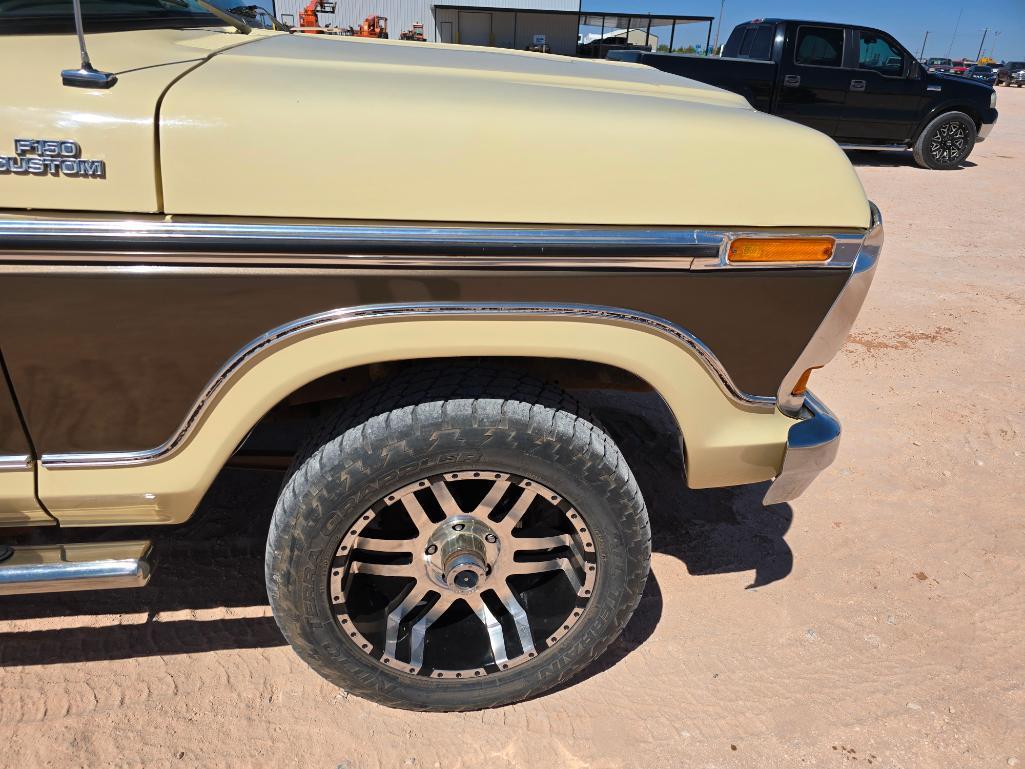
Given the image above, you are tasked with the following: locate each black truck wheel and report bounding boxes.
[913,111,977,169]
[265,367,651,711]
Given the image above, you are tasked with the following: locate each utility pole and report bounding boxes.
[976,28,988,61]
[946,6,962,57]
[918,30,930,60]
[712,0,725,55]
[989,30,1001,60]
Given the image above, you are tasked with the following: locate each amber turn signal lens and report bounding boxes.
[728,238,834,263]
[791,366,821,396]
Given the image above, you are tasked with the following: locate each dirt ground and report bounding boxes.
[3,91,1024,769]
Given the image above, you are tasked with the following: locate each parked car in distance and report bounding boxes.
[1,0,882,712]
[925,56,953,73]
[950,60,971,76]
[227,5,292,31]
[610,19,998,169]
[996,61,1025,86]
[964,64,998,86]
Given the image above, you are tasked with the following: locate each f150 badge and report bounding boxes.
[0,139,105,178]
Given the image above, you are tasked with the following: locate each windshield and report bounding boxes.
[0,0,228,33]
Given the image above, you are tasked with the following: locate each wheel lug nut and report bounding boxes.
[485,533,498,543]
[425,544,438,555]
[452,523,465,531]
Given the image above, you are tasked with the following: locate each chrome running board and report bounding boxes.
[0,540,152,595]
[838,143,909,152]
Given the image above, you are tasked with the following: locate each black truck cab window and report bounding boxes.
[857,32,905,77]
[794,26,844,67]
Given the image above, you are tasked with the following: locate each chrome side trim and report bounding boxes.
[762,390,840,505]
[3,251,703,270]
[0,541,152,596]
[0,215,863,270]
[839,143,909,152]
[0,217,720,249]
[42,302,776,470]
[777,202,884,415]
[0,454,31,471]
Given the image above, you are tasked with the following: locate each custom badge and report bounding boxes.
[0,139,105,178]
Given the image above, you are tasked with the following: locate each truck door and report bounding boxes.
[774,24,847,137]
[835,29,926,143]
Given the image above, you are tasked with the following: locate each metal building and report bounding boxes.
[269,2,711,58]
[275,0,575,50]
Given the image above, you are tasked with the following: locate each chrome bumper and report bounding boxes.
[978,119,996,141]
[763,391,840,505]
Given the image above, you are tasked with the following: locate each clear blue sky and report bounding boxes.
[580,0,1025,60]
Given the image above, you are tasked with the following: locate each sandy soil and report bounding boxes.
[2,90,1024,769]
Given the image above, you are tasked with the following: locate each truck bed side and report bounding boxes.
[609,52,777,112]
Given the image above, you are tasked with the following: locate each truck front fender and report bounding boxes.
[38,305,796,526]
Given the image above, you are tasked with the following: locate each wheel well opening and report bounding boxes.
[226,357,687,480]
[921,105,982,136]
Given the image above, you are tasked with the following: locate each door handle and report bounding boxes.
[783,74,801,87]
[850,79,867,91]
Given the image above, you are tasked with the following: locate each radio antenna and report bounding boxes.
[62,0,118,89]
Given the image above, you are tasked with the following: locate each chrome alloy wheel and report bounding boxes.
[329,471,598,678]
[929,118,971,164]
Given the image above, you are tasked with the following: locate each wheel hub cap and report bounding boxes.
[329,471,597,678]
[423,515,498,593]
[930,119,968,163]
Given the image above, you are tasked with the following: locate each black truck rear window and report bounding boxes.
[723,23,774,60]
[794,26,844,67]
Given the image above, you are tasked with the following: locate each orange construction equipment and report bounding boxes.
[400,22,426,41]
[353,15,388,38]
[299,0,336,33]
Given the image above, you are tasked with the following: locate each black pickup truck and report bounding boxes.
[610,19,999,169]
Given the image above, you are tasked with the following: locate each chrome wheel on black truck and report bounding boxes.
[913,111,977,169]
[265,368,651,711]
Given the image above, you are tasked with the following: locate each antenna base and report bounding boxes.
[62,67,118,89]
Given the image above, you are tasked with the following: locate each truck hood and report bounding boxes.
[159,33,870,228]
[930,71,995,93]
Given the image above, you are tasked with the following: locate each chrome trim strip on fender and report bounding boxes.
[5,251,707,270]
[0,454,32,471]
[41,302,777,469]
[0,215,863,270]
[777,202,884,415]
[0,541,152,596]
[762,390,840,505]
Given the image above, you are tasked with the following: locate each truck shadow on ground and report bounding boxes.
[844,149,978,169]
[0,393,793,678]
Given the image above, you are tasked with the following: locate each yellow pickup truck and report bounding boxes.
[0,0,881,710]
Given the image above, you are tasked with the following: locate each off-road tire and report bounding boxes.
[265,366,651,711]
[913,111,977,169]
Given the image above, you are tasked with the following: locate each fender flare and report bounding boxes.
[913,100,983,140]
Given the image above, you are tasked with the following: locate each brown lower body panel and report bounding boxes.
[0,266,847,454]
[0,352,32,455]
